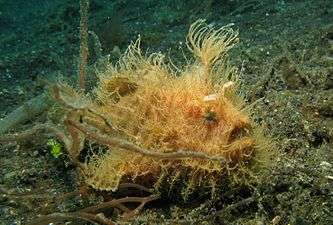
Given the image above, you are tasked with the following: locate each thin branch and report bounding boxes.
[0,122,86,169]
[67,118,226,162]
[0,123,69,147]
[118,183,153,193]
[0,93,50,135]
[29,194,158,225]
[79,194,160,214]
[78,0,89,91]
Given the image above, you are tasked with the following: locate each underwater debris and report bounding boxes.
[78,0,89,90]
[0,93,50,135]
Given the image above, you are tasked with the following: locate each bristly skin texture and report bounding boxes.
[83,20,271,198]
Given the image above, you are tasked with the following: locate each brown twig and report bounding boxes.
[67,118,226,162]
[30,194,159,225]
[0,93,50,135]
[78,0,89,91]
[118,183,153,193]
[0,123,69,146]
[0,121,85,169]
[79,194,160,214]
